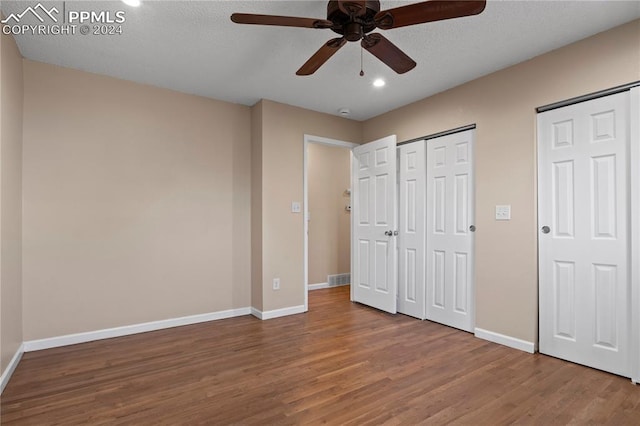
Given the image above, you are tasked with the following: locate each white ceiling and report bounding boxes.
[3,0,639,120]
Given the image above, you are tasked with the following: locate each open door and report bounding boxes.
[351,135,397,314]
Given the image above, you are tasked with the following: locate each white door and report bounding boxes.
[352,135,398,314]
[426,130,475,332]
[538,92,631,377]
[398,142,426,319]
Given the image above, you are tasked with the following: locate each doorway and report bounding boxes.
[303,135,358,312]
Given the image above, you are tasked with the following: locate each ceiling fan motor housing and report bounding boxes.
[327,0,380,40]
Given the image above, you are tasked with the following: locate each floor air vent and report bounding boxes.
[328,273,350,287]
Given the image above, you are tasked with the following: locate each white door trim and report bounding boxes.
[303,135,358,312]
[630,87,640,385]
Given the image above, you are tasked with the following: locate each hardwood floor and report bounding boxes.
[2,286,639,425]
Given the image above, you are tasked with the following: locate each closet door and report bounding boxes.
[352,135,398,314]
[426,130,475,332]
[398,142,426,319]
[538,92,630,377]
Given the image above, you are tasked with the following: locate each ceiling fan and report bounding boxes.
[231,1,487,76]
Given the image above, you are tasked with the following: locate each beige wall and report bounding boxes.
[308,143,351,284]
[257,100,361,312]
[0,29,23,373]
[5,18,638,355]
[22,61,252,340]
[363,20,640,343]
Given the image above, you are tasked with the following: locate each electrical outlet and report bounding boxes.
[273,278,280,290]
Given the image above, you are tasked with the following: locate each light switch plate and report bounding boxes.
[291,202,301,213]
[496,205,511,220]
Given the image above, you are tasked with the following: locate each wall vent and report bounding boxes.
[327,273,350,287]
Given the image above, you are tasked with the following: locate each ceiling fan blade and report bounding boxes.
[338,1,367,17]
[231,13,333,29]
[375,1,486,30]
[362,33,416,74]
[297,38,347,76]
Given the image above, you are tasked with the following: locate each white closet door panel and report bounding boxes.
[398,142,426,319]
[538,91,630,377]
[426,130,475,332]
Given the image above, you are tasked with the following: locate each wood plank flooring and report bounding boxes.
[2,286,639,425]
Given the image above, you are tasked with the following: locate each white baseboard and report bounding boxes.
[1,343,24,394]
[251,305,306,320]
[308,282,350,291]
[475,328,537,354]
[308,282,328,290]
[23,307,252,352]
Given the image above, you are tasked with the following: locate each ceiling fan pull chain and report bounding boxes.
[360,45,364,77]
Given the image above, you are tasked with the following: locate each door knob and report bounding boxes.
[469,225,476,232]
[384,230,393,236]
[541,226,550,234]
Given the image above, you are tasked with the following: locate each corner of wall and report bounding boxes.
[0,25,24,385]
[231,102,253,310]
[250,101,264,311]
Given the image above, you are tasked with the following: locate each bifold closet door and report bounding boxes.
[425,130,475,332]
[538,91,631,377]
[398,142,426,319]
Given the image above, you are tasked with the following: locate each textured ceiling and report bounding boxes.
[2,0,639,120]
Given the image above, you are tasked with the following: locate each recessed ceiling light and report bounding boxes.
[373,79,385,88]
[122,0,141,7]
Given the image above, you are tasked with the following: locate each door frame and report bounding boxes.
[630,87,639,384]
[303,135,358,312]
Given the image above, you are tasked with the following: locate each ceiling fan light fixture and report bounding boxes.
[231,0,487,75]
[373,78,385,87]
[121,0,141,7]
